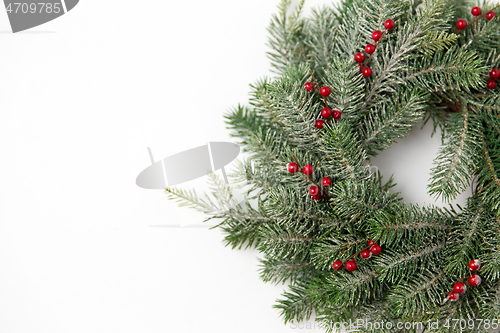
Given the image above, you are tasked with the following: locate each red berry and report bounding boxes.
[315,119,325,129]
[320,86,331,97]
[370,244,382,255]
[312,195,322,201]
[453,282,467,294]
[384,19,395,30]
[345,260,357,272]
[487,79,497,89]
[363,67,373,77]
[372,30,383,42]
[447,291,460,301]
[304,82,314,92]
[332,260,343,271]
[322,177,332,187]
[303,164,314,176]
[468,259,481,271]
[456,19,467,30]
[471,6,482,16]
[490,68,500,79]
[287,162,299,174]
[332,110,341,120]
[365,44,376,54]
[321,107,333,119]
[309,186,320,196]
[361,249,372,259]
[487,11,496,20]
[468,274,482,287]
[367,240,375,246]
[354,52,366,63]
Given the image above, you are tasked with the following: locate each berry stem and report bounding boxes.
[455,4,500,34]
[292,154,301,168]
[309,69,329,108]
[345,244,374,262]
[292,154,331,199]
[360,30,387,71]
[330,239,375,275]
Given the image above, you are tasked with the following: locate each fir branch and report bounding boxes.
[360,89,428,156]
[304,6,342,74]
[274,281,316,324]
[376,243,446,284]
[224,104,272,149]
[219,218,262,250]
[318,121,369,182]
[311,236,369,271]
[479,281,500,321]
[466,92,500,111]
[428,102,480,202]
[405,47,486,92]
[359,0,453,113]
[257,222,316,261]
[387,270,449,318]
[266,0,309,74]
[259,256,315,285]
[313,266,382,309]
[330,177,400,226]
[165,187,213,214]
[369,205,452,248]
[444,201,493,276]
[265,186,337,229]
[322,56,366,123]
[475,118,500,214]
[419,31,458,56]
[465,13,500,54]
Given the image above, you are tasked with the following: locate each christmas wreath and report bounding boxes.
[167,0,500,331]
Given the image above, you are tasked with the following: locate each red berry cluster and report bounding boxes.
[487,68,500,89]
[332,240,382,273]
[304,71,342,129]
[287,157,332,201]
[355,19,395,78]
[445,259,482,303]
[455,6,497,32]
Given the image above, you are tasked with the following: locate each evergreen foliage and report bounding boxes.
[168,0,500,331]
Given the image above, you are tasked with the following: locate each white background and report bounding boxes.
[0,1,469,332]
